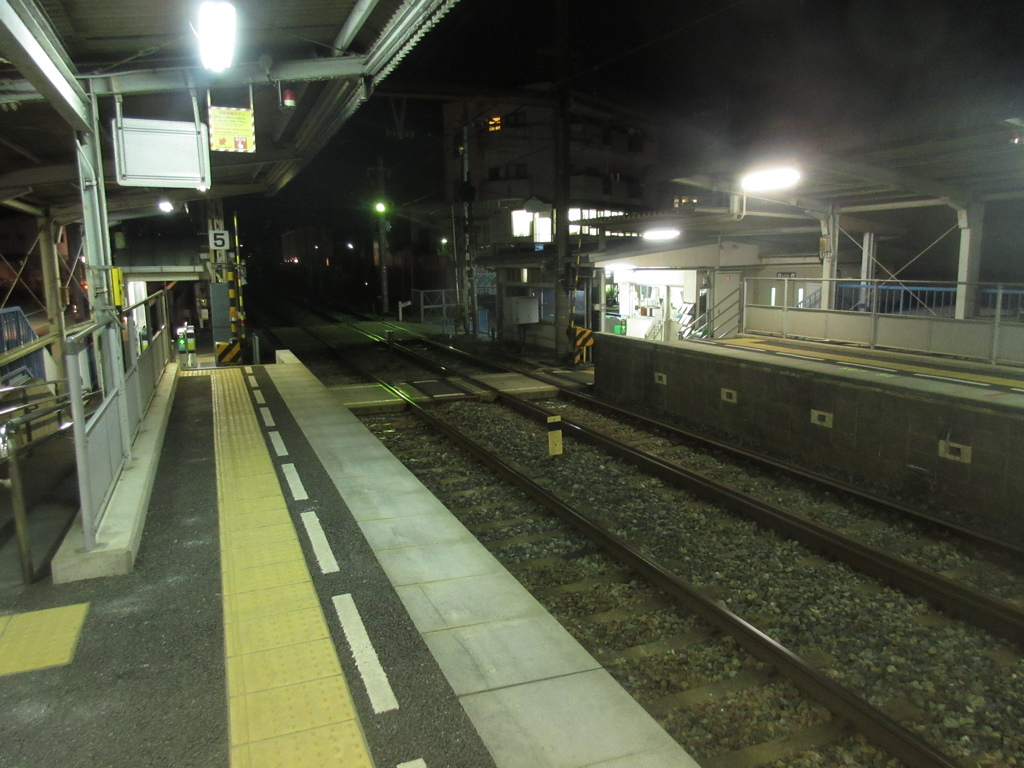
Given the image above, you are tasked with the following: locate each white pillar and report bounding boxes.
[859,232,876,311]
[818,209,839,310]
[955,204,984,319]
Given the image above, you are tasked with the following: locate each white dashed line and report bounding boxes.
[268,430,288,457]
[332,594,399,714]
[777,352,820,361]
[281,463,308,500]
[398,761,427,768]
[844,362,898,373]
[253,389,266,404]
[1013,388,1024,394]
[300,512,339,574]
[914,373,990,387]
[260,407,276,427]
[247,375,259,389]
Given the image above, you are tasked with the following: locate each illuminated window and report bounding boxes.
[512,210,532,238]
[488,116,502,132]
[534,214,552,243]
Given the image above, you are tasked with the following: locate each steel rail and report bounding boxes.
[273,307,965,766]
[492,390,1024,645]
[399,398,964,768]
[278,309,1024,642]
[554,386,1024,560]
[382,329,1024,560]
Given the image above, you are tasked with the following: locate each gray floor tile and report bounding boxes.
[358,512,472,551]
[375,540,505,586]
[460,669,695,768]
[397,571,548,632]
[422,616,600,695]
[344,489,449,521]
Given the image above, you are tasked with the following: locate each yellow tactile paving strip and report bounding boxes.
[208,368,372,768]
[720,337,1024,389]
[0,603,89,676]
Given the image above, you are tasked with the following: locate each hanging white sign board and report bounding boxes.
[112,117,212,189]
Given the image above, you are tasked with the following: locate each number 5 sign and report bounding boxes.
[209,229,230,250]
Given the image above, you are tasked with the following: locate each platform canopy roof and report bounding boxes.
[0,0,458,222]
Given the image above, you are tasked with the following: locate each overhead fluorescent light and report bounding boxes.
[740,167,801,193]
[642,228,681,241]
[198,2,236,73]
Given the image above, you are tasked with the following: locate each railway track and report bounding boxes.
[363,402,1020,768]
[256,304,1024,767]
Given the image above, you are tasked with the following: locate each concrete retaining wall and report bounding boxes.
[593,333,1024,544]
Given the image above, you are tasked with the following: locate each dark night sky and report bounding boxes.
[239,0,1024,276]
[396,0,1024,139]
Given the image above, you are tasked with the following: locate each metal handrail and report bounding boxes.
[2,407,76,584]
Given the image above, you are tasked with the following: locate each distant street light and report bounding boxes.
[374,201,387,213]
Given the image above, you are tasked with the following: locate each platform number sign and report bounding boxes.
[209,229,230,250]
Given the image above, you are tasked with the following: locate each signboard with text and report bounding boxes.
[209,106,255,153]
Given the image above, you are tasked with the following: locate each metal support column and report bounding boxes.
[7,426,33,583]
[859,231,876,312]
[38,214,66,388]
[955,203,984,320]
[76,83,131,467]
[818,208,839,311]
[65,339,96,550]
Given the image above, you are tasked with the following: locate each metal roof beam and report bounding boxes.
[366,0,457,81]
[50,183,268,225]
[334,0,382,53]
[0,0,91,132]
[808,157,972,209]
[0,55,368,103]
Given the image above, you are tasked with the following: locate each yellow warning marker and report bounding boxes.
[547,414,563,456]
[211,368,373,768]
[0,603,89,676]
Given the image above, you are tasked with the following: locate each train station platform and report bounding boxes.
[0,355,698,768]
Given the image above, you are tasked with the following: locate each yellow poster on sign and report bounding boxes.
[209,106,255,153]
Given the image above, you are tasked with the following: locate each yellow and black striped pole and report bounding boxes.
[233,212,246,346]
[573,326,594,365]
[228,266,238,339]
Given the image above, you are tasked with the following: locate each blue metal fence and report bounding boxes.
[0,307,44,383]
[834,284,957,316]
[976,287,1024,319]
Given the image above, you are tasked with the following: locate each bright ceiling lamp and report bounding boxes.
[158,199,174,213]
[740,166,801,193]
[642,228,681,241]
[198,2,236,72]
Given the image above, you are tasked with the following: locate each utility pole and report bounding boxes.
[370,157,390,314]
[553,0,572,362]
[461,122,477,335]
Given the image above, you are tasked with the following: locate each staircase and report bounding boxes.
[0,307,44,383]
